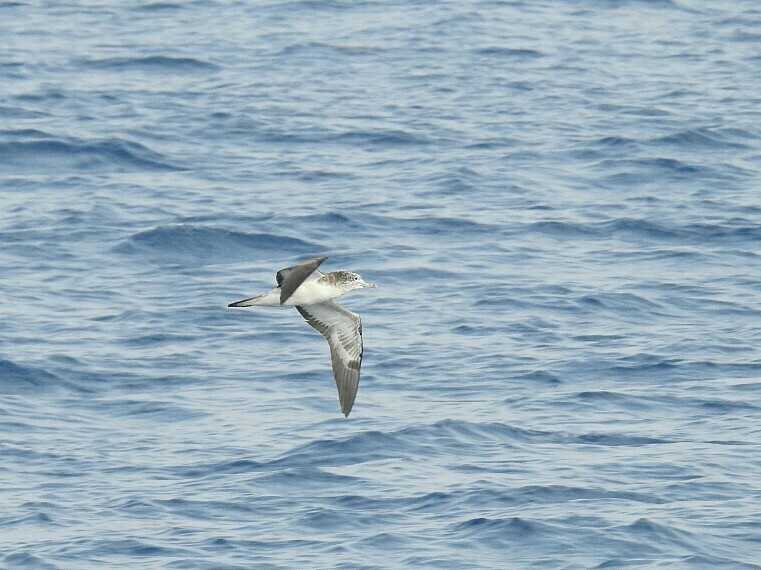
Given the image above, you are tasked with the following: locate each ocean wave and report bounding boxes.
[591,135,639,147]
[0,136,182,173]
[577,390,761,414]
[94,398,206,422]
[575,291,666,314]
[411,484,664,514]
[362,213,495,236]
[249,126,432,147]
[0,105,47,118]
[0,358,60,394]
[454,516,543,540]
[328,129,431,146]
[115,225,319,264]
[614,518,699,550]
[260,0,361,13]
[274,41,380,59]
[132,2,183,11]
[474,47,544,59]
[3,552,59,570]
[255,466,362,491]
[68,538,194,559]
[597,156,708,176]
[511,370,562,385]
[648,127,750,149]
[523,217,761,245]
[81,55,219,72]
[173,420,675,480]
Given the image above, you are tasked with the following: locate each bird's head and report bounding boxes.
[334,271,377,292]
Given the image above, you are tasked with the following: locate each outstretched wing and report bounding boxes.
[276,256,327,304]
[295,301,363,417]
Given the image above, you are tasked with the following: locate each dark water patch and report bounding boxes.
[293,168,357,182]
[298,505,378,531]
[94,398,205,422]
[15,89,66,103]
[180,420,611,479]
[0,359,60,394]
[0,137,182,173]
[255,466,362,490]
[474,47,544,59]
[698,398,760,413]
[454,516,544,540]
[165,559,286,570]
[451,324,494,336]
[173,458,266,478]
[596,157,711,180]
[328,129,432,147]
[251,126,432,147]
[595,218,689,241]
[412,485,664,513]
[70,538,195,558]
[0,61,24,79]
[363,213,496,237]
[120,333,198,347]
[606,248,708,262]
[577,390,657,411]
[290,211,365,230]
[0,128,64,140]
[592,135,639,147]
[648,127,750,149]
[402,419,555,445]
[115,225,319,264]
[607,354,761,384]
[613,518,700,552]
[1,511,54,527]
[525,220,599,239]
[512,370,562,385]
[356,532,411,548]
[576,433,670,446]
[596,103,673,117]
[274,41,380,59]
[575,291,668,318]
[152,497,257,520]
[274,430,415,467]
[81,55,219,73]
[132,2,183,11]
[465,137,520,150]
[523,217,761,246]
[573,334,627,343]
[0,105,48,119]
[512,485,665,505]
[3,552,59,570]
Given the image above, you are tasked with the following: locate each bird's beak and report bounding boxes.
[362,281,377,289]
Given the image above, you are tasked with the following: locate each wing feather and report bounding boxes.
[276,256,327,304]
[295,301,363,417]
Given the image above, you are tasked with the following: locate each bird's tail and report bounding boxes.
[228,292,271,308]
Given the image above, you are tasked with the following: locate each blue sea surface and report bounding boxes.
[2,1,761,568]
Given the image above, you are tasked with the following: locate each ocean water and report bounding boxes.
[2,0,761,568]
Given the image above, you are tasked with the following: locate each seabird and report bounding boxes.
[228,256,376,417]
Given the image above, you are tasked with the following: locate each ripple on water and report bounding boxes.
[114,225,321,265]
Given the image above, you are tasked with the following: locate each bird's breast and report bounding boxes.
[283,281,340,305]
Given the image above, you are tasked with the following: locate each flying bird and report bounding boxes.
[228,256,376,417]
